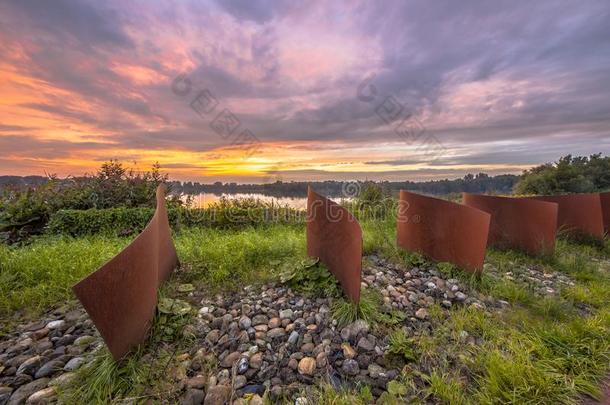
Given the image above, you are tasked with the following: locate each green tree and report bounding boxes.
[514,154,610,195]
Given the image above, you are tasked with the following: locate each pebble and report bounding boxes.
[26,386,55,403]
[238,316,252,330]
[287,331,299,345]
[297,357,316,376]
[63,357,85,372]
[46,320,65,330]
[415,308,428,320]
[341,359,359,376]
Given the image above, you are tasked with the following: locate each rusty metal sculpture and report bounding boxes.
[307,187,362,303]
[397,191,490,274]
[528,193,604,240]
[463,193,558,256]
[601,192,610,236]
[72,185,179,360]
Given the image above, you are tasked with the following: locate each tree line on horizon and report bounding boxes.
[1,154,608,198]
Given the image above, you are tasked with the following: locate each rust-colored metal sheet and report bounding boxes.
[306,187,362,303]
[463,193,558,256]
[397,191,490,274]
[155,185,180,285]
[72,185,179,360]
[601,192,610,236]
[528,193,604,240]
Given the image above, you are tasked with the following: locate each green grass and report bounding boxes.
[0,235,128,319]
[0,224,306,320]
[2,209,610,404]
[330,288,383,326]
[175,224,305,289]
[58,289,195,404]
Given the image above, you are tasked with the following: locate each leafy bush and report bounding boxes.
[47,199,305,237]
[0,161,178,241]
[281,258,341,298]
[514,153,610,195]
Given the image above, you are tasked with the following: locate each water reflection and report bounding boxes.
[184,193,309,209]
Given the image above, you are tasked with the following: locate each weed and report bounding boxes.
[387,329,417,362]
[331,289,383,326]
[424,371,468,405]
[281,259,340,298]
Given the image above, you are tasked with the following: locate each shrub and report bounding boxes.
[47,198,305,236]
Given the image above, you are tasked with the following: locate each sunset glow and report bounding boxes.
[1,1,609,182]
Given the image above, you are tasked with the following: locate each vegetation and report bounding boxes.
[47,198,303,237]
[515,153,610,194]
[0,161,179,241]
[2,156,610,403]
[59,288,195,403]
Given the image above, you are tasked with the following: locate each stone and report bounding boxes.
[8,378,49,405]
[63,357,85,372]
[340,320,369,341]
[238,316,251,330]
[187,376,207,389]
[300,343,315,354]
[0,387,13,404]
[287,331,299,345]
[74,335,96,346]
[17,356,43,376]
[45,320,65,330]
[203,385,231,405]
[455,292,467,301]
[297,357,316,376]
[234,375,247,389]
[220,352,240,368]
[249,353,263,369]
[341,343,357,359]
[181,388,205,405]
[279,309,293,320]
[48,372,75,387]
[415,308,428,320]
[341,359,359,376]
[267,328,286,339]
[237,357,249,374]
[315,352,327,368]
[268,318,281,329]
[357,337,375,352]
[248,394,263,405]
[367,364,385,379]
[206,330,221,344]
[26,387,55,403]
[34,360,64,379]
[251,315,268,326]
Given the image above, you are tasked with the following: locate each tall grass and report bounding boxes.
[176,224,305,289]
[0,224,306,319]
[0,235,128,318]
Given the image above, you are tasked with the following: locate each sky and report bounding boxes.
[0,0,609,183]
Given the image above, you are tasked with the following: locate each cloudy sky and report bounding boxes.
[1,0,609,182]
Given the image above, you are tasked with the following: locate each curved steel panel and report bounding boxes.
[306,187,362,303]
[528,193,604,240]
[463,193,558,256]
[601,192,610,235]
[397,191,490,274]
[72,185,179,360]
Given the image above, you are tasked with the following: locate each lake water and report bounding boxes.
[185,193,309,209]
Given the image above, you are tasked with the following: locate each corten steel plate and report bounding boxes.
[155,186,180,285]
[527,193,604,240]
[72,185,179,360]
[397,191,490,274]
[601,192,610,235]
[463,193,558,256]
[307,187,362,304]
